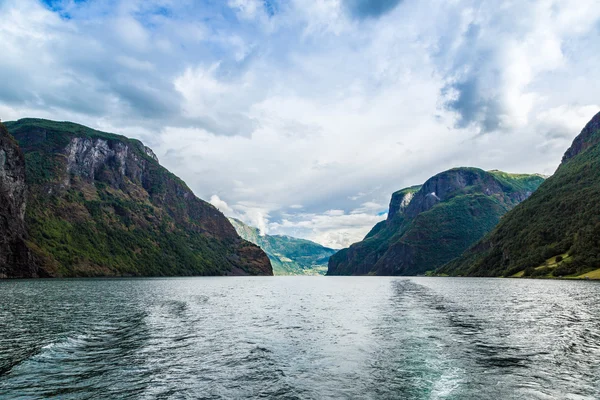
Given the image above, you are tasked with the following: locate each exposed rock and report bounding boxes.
[387,185,420,220]
[144,146,159,163]
[328,168,545,276]
[443,111,600,277]
[0,122,36,278]
[3,118,272,277]
[403,168,505,218]
[562,111,600,163]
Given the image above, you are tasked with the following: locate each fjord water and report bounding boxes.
[1,277,599,399]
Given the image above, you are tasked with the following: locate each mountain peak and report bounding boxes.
[328,167,544,276]
[561,111,600,164]
[1,119,272,277]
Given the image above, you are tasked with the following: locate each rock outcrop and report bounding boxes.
[442,111,600,277]
[387,185,420,220]
[3,118,272,277]
[0,122,36,278]
[327,168,544,276]
[562,112,600,163]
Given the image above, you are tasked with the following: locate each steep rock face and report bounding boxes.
[562,112,600,163]
[0,122,36,278]
[442,111,600,277]
[229,217,336,275]
[387,185,420,220]
[327,168,544,276]
[4,118,271,277]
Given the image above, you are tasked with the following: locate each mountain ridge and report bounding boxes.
[228,217,335,275]
[1,118,272,278]
[328,167,545,276]
[440,111,600,278]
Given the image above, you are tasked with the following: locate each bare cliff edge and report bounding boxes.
[327,168,544,276]
[440,111,600,278]
[0,119,272,278]
[0,123,35,278]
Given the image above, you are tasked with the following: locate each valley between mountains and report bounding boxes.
[1,113,600,279]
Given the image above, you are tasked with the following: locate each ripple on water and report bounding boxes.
[0,277,599,399]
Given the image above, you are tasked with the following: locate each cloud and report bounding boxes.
[1,0,599,249]
[174,63,258,136]
[437,1,600,134]
[228,0,265,20]
[233,202,272,236]
[536,105,600,139]
[269,206,386,248]
[210,195,235,216]
[343,0,403,19]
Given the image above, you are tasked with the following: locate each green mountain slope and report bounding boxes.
[440,111,600,278]
[327,168,544,276]
[2,118,272,277]
[228,218,336,275]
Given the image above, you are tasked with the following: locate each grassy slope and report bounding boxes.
[328,169,544,276]
[6,119,270,277]
[440,121,600,278]
[229,218,335,275]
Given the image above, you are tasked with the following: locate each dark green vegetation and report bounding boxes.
[228,218,336,275]
[2,118,272,277]
[441,111,600,278]
[0,122,35,278]
[328,168,544,276]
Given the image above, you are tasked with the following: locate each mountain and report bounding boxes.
[228,217,336,275]
[327,168,545,276]
[1,118,272,277]
[0,122,36,278]
[440,112,600,278]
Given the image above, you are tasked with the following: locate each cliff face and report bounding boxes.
[561,112,600,163]
[442,111,600,278]
[4,118,272,277]
[387,185,420,220]
[327,168,544,276]
[228,217,336,275]
[0,122,36,278]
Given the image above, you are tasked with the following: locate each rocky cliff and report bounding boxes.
[0,122,36,278]
[327,168,544,276]
[441,111,600,278]
[2,118,272,277]
[562,111,600,163]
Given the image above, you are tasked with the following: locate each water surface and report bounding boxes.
[1,277,599,399]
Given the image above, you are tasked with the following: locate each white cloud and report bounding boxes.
[233,202,272,236]
[113,16,150,51]
[536,105,600,139]
[269,207,385,248]
[228,0,264,20]
[437,0,600,133]
[1,0,599,249]
[116,56,155,72]
[209,195,235,216]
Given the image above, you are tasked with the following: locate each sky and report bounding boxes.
[1,0,599,248]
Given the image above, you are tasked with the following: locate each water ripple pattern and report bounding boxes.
[1,277,599,399]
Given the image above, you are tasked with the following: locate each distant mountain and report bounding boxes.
[327,168,545,276]
[0,119,272,278]
[228,218,336,275]
[441,111,600,279]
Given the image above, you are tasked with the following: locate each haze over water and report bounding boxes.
[1,277,599,399]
